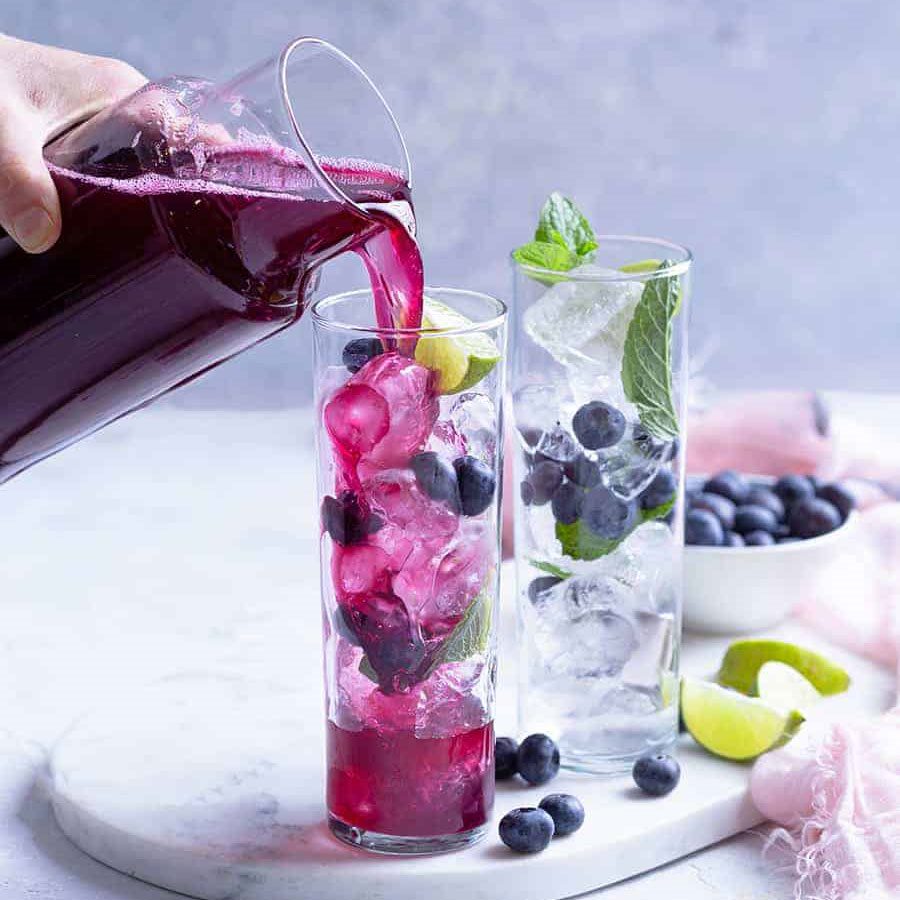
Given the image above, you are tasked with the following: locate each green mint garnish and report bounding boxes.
[529,559,573,579]
[513,192,597,281]
[621,262,681,441]
[535,192,599,257]
[513,240,578,275]
[555,497,675,561]
[427,583,492,673]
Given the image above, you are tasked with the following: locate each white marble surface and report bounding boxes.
[1,400,895,899]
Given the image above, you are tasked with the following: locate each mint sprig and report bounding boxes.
[621,262,681,441]
[535,192,598,257]
[513,193,597,281]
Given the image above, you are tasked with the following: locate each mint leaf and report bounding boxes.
[556,497,675,561]
[535,192,598,257]
[428,584,493,673]
[529,559,573,579]
[621,263,681,441]
[513,240,578,273]
[359,654,378,683]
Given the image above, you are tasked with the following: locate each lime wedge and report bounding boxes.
[619,258,662,274]
[717,639,850,697]
[756,661,821,715]
[414,298,500,394]
[681,676,805,761]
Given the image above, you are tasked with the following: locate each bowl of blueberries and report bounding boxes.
[683,470,856,634]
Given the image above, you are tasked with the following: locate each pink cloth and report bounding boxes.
[689,392,900,900]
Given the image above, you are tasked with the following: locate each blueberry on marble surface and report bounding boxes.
[632,754,681,797]
[498,807,555,853]
[539,793,585,837]
[517,734,561,786]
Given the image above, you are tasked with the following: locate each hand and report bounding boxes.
[0,34,146,253]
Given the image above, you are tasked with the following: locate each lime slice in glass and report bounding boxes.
[414,298,500,394]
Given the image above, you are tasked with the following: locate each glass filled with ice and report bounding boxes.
[312,288,507,853]
[511,228,690,774]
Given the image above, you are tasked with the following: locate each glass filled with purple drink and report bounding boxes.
[312,288,507,854]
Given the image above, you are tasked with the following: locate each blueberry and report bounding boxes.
[572,401,626,450]
[685,509,724,546]
[519,426,543,449]
[640,468,677,510]
[564,453,603,488]
[788,497,842,539]
[779,536,802,544]
[495,737,519,780]
[724,531,745,547]
[536,426,580,464]
[411,451,460,509]
[703,470,750,505]
[498,807,555,853]
[690,492,736,530]
[517,733,561,785]
[528,576,562,605]
[341,337,383,373]
[582,486,638,539]
[773,474,815,507]
[733,504,779,535]
[528,460,565,505]
[744,530,776,546]
[538,793,585,837]
[632,753,681,796]
[745,487,785,521]
[817,483,855,522]
[520,479,536,505]
[321,492,373,545]
[454,456,496,516]
[551,482,584,525]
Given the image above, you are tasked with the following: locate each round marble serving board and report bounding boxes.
[48,618,893,900]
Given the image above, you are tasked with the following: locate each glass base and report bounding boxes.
[328,815,487,855]
[561,734,677,776]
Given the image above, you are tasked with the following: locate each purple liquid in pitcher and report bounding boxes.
[0,143,422,482]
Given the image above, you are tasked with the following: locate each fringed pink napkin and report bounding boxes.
[690,391,900,900]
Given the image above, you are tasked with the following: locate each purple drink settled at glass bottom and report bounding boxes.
[314,289,505,853]
[0,140,422,483]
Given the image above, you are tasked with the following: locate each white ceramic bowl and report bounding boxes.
[683,486,857,635]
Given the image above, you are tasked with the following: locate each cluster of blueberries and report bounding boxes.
[685,471,855,547]
[494,734,680,853]
[520,400,677,541]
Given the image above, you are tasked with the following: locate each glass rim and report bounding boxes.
[311,287,508,337]
[510,234,692,282]
[278,37,412,212]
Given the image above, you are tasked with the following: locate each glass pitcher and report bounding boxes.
[0,38,420,484]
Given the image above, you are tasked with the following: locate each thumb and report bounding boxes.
[0,110,61,253]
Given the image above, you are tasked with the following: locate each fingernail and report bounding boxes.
[12,206,56,253]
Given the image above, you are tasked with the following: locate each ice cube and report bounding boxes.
[620,611,675,688]
[449,392,497,464]
[414,660,491,739]
[336,352,439,468]
[513,383,572,440]
[599,423,674,501]
[394,520,494,638]
[324,383,389,458]
[523,265,643,366]
[532,574,638,678]
[536,425,580,464]
[364,469,459,538]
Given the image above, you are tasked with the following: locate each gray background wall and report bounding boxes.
[6,0,900,406]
